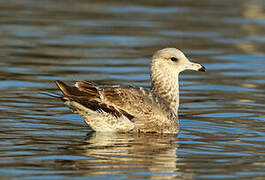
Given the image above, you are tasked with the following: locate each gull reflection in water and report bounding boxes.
[56,132,190,179]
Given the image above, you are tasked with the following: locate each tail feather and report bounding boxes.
[55,80,87,96]
[75,81,100,97]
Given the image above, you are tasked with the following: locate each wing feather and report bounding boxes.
[56,80,137,120]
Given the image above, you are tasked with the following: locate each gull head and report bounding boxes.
[151,48,206,76]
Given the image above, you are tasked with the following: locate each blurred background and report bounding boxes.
[0,0,264,179]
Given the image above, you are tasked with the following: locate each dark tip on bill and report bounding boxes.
[198,64,206,72]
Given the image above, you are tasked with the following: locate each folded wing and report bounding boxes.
[56,80,160,122]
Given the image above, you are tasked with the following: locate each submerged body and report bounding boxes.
[55,48,206,133]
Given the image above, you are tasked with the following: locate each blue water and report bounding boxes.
[0,0,264,179]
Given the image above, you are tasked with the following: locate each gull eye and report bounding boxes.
[170,57,178,62]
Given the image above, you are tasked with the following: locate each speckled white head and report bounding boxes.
[151,48,206,76]
[150,48,206,114]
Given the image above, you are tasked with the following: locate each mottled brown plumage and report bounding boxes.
[55,48,206,133]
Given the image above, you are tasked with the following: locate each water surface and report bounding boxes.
[0,0,265,179]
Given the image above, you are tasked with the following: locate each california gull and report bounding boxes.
[55,48,206,133]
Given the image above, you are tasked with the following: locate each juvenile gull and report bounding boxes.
[55,48,206,133]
